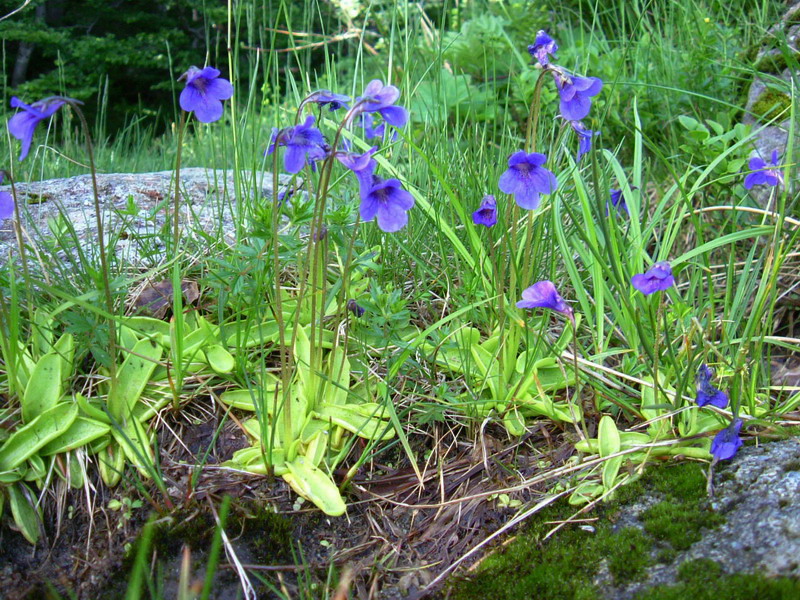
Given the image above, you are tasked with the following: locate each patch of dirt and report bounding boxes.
[0,405,578,599]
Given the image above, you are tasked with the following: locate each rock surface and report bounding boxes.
[600,438,800,599]
[0,168,293,269]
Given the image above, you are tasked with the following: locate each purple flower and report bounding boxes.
[347,299,365,317]
[631,261,674,295]
[359,113,398,142]
[553,73,603,121]
[472,195,497,228]
[608,188,629,215]
[355,80,408,128]
[528,30,558,66]
[711,418,743,461]
[266,115,328,174]
[8,96,68,161]
[277,187,295,206]
[360,176,415,233]
[178,66,233,123]
[498,151,558,210]
[0,173,13,219]
[695,364,729,409]
[744,150,783,189]
[305,90,350,112]
[516,280,574,322]
[336,146,378,195]
[337,145,412,231]
[571,120,599,162]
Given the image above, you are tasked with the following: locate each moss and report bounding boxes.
[607,528,651,583]
[751,88,791,123]
[641,502,724,551]
[445,501,611,600]
[754,52,789,76]
[657,548,677,564]
[239,503,293,563]
[648,463,708,500]
[150,509,216,556]
[634,558,800,600]
[446,462,726,600]
[641,464,724,551]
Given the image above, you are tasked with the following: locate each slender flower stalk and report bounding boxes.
[270,147,293,458]
[66,99,118,391]
[3,174,34,318]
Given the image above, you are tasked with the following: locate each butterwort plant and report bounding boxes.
[173,65,234,252]
[8,96,68,161]
[256,79,413,501]
[517,281,585,436]
[516,280,574,323]
[472,195,497,228]
[267,115,328,174]
[498,152,557,211]
[7,94,118,385]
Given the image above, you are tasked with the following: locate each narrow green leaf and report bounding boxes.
[0,403,78,471]
[22,353,63,423]
[39,417,111,456]
[8,483,40,544]
[108,338,163,421]
[598,415,621,457]
[283,457,346,516]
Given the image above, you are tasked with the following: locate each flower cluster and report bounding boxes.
[529,31,604,162]
[335,146,414,232]
[260,79,413,232]
[495,31,604,218]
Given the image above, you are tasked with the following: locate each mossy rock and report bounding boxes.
[635,558,800,600]
[750,87,792,123]
[444,462,727,600]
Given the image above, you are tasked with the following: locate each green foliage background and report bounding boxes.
[0,0,348,131]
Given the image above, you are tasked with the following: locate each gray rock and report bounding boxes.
[0,168,294,270]
[600,439,800,599]
[742,1,800,207]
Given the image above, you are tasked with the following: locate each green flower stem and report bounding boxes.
[5,174,34,319]
[68,100,117,391]
[271,149,292,455]
[172,111,187,256]
[525,69,552,154]
[651,294,666,409]
[571,316,589,440]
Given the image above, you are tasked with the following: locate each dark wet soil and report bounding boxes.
[0,407,571,600]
